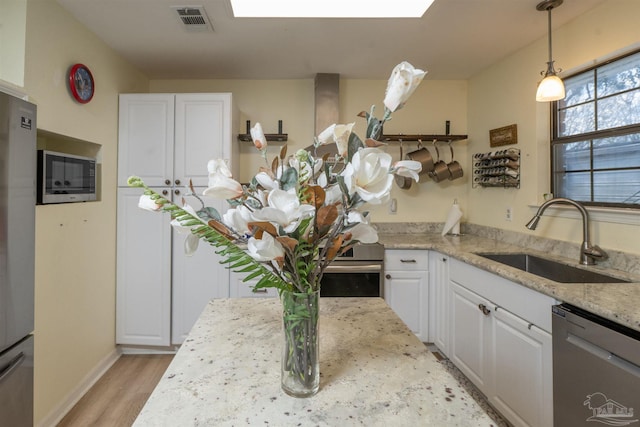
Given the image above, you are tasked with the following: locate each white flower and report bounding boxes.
[247,232,284,262]
[170,203,206,256]
[252,188,315,233]
[138,194,162,211]
[255,171,279,190]
[223,205,253,237]
[317,123,355,157]
[393,159,422,182]
[342,148,394,205]
[349,222,379,244]
[383,61,427,112]
[250,122,268,152]
[208,158,233,177]
[204,160,243,199]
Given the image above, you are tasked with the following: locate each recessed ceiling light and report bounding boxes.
[229,0,435,18]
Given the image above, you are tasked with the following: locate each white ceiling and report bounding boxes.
[56,0,607,80]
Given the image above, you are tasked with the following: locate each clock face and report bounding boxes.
[69,64,94,104]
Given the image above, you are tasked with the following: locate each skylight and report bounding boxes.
[229,0,435,18]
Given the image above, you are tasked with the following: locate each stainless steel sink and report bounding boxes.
[476,253,629,283]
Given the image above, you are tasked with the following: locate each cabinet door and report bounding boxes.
[449,281,493,394]
[429,253,450,355]
[171,187,230,344]
[174,93,233,187]
[116,188,172,346]
[384,270,429,341]
[490,308,553,427]
[118,94,174,187]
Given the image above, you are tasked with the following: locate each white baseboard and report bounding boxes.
[36,348,121,427]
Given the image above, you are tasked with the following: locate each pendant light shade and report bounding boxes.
[536,0,565,102]
[536,73,565,102]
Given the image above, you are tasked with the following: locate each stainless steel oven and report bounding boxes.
[320,243,384,297]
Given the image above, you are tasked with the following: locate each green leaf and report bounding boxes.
[280,167,298,191]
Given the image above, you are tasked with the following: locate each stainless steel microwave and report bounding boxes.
[37,150,97,204]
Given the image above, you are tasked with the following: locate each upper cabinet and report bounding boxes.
[118,93,239,187]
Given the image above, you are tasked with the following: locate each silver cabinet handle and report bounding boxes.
[325,264,382,273]
[400,259,417,263]
[478,304,491,316]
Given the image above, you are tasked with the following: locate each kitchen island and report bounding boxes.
[134,298,497,426]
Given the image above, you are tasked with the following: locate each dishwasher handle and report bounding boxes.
[566,332,640,379]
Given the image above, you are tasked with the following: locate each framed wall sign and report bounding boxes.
[489,124,517,147]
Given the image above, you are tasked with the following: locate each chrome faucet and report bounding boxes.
[525,198,608,265]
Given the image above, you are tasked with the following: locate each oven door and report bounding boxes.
[320,261,383,297]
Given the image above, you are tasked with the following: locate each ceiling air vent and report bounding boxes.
[172,6,213,31]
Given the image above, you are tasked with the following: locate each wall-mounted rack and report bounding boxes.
[238,119,288,142]
[380,134,468,143]
[238,133,288,142]
[472,148,520,188]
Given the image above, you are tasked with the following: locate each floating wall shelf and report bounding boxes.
[380,134,468,143]
[238,133,288,142]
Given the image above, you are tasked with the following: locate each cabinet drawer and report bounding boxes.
[385,250,429,271]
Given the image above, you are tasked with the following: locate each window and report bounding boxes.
[552,50,640,208]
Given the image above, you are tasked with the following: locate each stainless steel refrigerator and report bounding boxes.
[0,91,36,426]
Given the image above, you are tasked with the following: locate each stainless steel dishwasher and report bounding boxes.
[552,304,640,426]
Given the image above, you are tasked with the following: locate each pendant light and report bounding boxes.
[536,0,565,102]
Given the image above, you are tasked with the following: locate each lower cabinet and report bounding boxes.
[116,188,230,347]
[447,258,554,427]
[429,252,450,354]
[384,250,429,341]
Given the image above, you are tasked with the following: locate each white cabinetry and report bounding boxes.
[448,258,554,427]
[428,252,450,354]
[383,250,429,341]
[116,93,238,347]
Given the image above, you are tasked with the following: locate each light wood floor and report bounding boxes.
[57,354,173,427]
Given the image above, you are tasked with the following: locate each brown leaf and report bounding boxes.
[207,220,234,240]
[316,205,338,238]
[271,156,279,175]
[300,185,325,209]
[325,235,344,262]
[248,221,278,239]
[276,236,298,253]
[280,145,288,160]
[364,138,386,148]
[357,111,367,118]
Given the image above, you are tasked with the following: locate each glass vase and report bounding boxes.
[280,289,320,397]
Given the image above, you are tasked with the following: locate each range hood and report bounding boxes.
[308,73,340,158]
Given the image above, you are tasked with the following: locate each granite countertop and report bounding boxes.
[134,298,498,426]
[378,231,640,333]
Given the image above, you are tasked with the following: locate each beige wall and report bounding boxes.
[0,0,27,86]
[467,0,640,255]
[15,0,640,424]
[149,78,469,222]
[23,0,148,424]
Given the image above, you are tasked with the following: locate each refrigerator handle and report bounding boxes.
[0,352,25,384]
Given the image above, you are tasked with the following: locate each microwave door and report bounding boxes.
[64,160,84,192]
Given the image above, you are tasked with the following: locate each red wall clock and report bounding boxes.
[68,63,95,104]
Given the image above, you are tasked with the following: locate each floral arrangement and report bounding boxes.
[128,61,426,296]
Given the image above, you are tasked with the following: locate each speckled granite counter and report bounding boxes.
[134,298,497,426]
[377,229,640,333]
